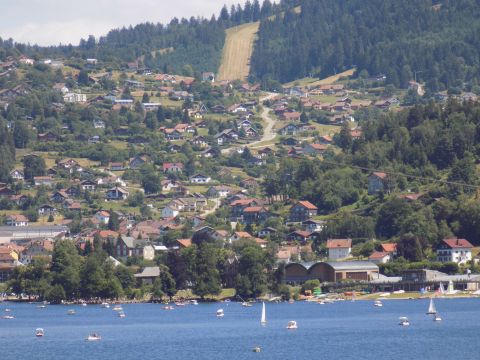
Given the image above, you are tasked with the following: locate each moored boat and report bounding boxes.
[427,298,437,315]
[399,317,410,326]
[67,309,76,315]
[35,328,44,337]
[286,320,298,329]
[216,309,224,317]
[86,333,101,341]
[374,300,383,307]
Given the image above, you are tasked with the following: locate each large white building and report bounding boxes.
[437,238,473,264]
[63,93,87,103]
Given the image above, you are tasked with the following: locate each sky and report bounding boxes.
[0,0,240,46]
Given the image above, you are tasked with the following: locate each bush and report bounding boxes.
[301,279,320,294]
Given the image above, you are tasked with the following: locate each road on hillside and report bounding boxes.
[221,92,278,155]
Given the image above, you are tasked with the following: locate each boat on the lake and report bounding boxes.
[427,298,437,315]
[118,311,126,318]
[67,309,76,315]
[3,315,14,319]
[4,308,11,312]
[101,302,110,308]
[175,302,186,306]
[37,304,46,309]
[286,320,298,329]
[35,328,44,337]
[433,313,442,321]
[399,317,410,326]
[216,309,224,317]
[252,346,261,353]
[112,305,123,311]
[374,300,383,307]
[190,300,198,305]
[86,333,101,341]
[162,305,174,310]
[260,302,266,325]
[242,302,252,307]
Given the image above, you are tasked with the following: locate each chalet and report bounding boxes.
[202,72,215,82]
[161,205,179,218]
[350,128,363,140]
[243,206,269,224]
[88,135,101,144]
[65,186,81,197]
[437,238,473,264]
[228,104,247,114]
[200,147,217,159]
[302,219,326,233]
[109,162,125,171]
[38,204,57,216]
[243,127,258,138]
[163,162,184,174]
[164,128,184,141]
[177,239,192,248]
[368,172,388,195]
[9,169,24,180]
[192,136,209,148]
[257,147,275,158]
[134,266,160,285]
[290,201,318,222]
[106,186,129,200]
[303,143,329,156]
[50,190,69,203]
[37,132,58,142]
[161,179,181,192]
[34,176,55,187]
[278,123,299,136]
[190,174,211,184]
[230,231,253,243]
[230,198,262,218]
[206,186,233,198]
[94,210,110,225]
[20,239,54,265]
[168,144,182,153]
[58,158,82,172]
[124,80,145,89]
[215,129,239,145]
[93,119,105,129]
[116,235,154,261]
[368,251,392,264]
[10,194,28,206]
[326,239,352,260]
[380,243,397,256]
[5,214,29,227]
[282,137,299,146]
[80,180,96,191]
[129,156,147,169]
[63,93,87,103]
[174,123,195,133]
[288,146,305,156]
[319,135,333,145]
[281,111,301,122]
[287,230,311,243]
[258,227,277,238]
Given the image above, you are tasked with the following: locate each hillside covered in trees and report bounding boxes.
[251,0,480,91]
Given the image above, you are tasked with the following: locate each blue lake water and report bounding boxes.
[1,298,480,360]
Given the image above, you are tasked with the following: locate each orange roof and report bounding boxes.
[292,230,311,238]
[443,238,473,249]
[310,144,328,150]
[326,239,352,248]
[369,251,390,260]
[6,214,29,222]
[297,201,318,210]
[97,211,110,217]
[230,199,256,206]
[380,243,397,253]
[243,206,265,213]
[234,231,252,238]
[98,230,119,238]
[177,239,192,248]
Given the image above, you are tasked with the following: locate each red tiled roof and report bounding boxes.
[372,172,387,179]
[380,243,397,253]
[243,206,265,213]
[326,239,352,248]
[442,238,473,249]
[292,230,311,238]
[177,239,192,248]
[6,214,29,222]
[234,231,252,238]
[369,251,389,260]
[297,201,318,210]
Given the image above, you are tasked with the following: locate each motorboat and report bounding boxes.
[101,302,110,308]
[80,302,87,307]
[252,346,261,353]
[4,308,11,312]
[242,302,253,307]
[118,311,126,318]
[67,309,76,315]
[35,328,44,337]
[3,315,14,319]
[374,300,383,307]
[433,313,442,322]
[190,300,198,305]
[286,320,298,329]
[112,305,123,311]
[399,317,410,326]
[37,304,46,309]
[216,309,224,317]
[162,305,174,310]
[175,302,186,307]
[86,333,101,341]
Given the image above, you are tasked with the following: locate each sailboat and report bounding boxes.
[426,298,437,315]
[260,302,266,325]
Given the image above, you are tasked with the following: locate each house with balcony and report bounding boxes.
[436,238,473,264]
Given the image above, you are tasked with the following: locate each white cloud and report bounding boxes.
[0,0,241,46]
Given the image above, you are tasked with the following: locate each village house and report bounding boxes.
[302,219,326,233]
[38,204,57,216]
[116,235,155,261]
[94,211,110,225]
[368,172,388,195]
[20,239,54,265]
[80,180,96,192]
[34,176,55,187]
[134,266,160,285]
[106,186,129,200]
[63,93,87,103]
[242,206,269,225]
[190,174,211,184]
[50,190,69,203]
[5,214,29,227]
[129,156,147,169]
[278,123,299,136]
[230,231,253,243]
[258,227,277,238]
[281,111,302,122]
[205,186,233,198]
[191,136,209,148]
[109,162,125,171]
[326,239,352,260]
[437,238,473,264]
[303,143,329,156]
[161,179,181,192]
[215,129,239,145]
[287,230,312,243]
[161,205,179,218]
[368,251,392,264]
[290,201,318,222]
[230,198,263,218]
[37,132,58,142]
[163,162,184,174]
[9,169,24,181]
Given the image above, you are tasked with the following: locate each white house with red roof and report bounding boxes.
[327,239,352,260]
[368,251,391,264]
[163,162,184,174]
[5,214,29,227]
[436,238,473,264]
[94,210,110,225]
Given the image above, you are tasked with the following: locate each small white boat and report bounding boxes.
[4,308,11,312]
[216,309,224,317]
[399,317,410,326]
[252,346,261,353]
[118,311,126,318]
[162,305,174,310]
[260,302,266,325]
[433,313,442,321]
[427,298,437,315]
[286,320,297,329]
[190,300,198,305]
[242,302,252,307]
[81,302,87,307]
[37,304,46,309]
[374,300,383,307]
[67,309,76,315]
[112,305,123,311]
[175,302,186,307]
[86,333,101,341]
[3,315,14,319]
[35,328,44,337]
[101,302,110,308]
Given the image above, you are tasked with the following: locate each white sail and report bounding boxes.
[261,302,266,325]
[439,283,445,294]
[427,298,437,314]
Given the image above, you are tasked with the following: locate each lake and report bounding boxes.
[1,298,480,360]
